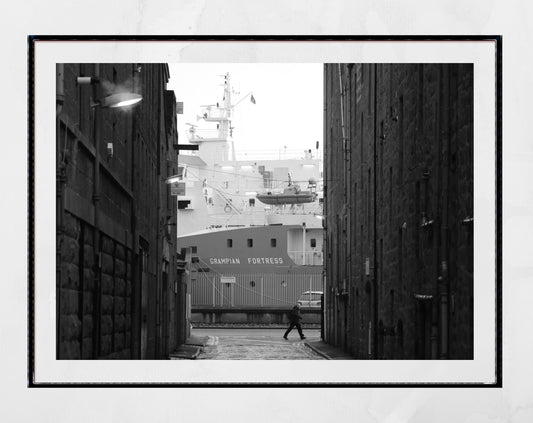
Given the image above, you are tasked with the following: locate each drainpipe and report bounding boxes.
[372,64,379,358]
[439,66,450,359]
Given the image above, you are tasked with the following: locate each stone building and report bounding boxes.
[323,64,473,359]
[56,63,187,359]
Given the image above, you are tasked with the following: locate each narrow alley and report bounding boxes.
[172,328,326,360]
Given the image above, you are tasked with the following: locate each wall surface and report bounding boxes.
[56,63,184,359]
[324,63,474,359]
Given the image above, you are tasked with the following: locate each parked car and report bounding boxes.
[297,291,323,308]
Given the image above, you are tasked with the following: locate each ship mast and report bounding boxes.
[186,73,238,165]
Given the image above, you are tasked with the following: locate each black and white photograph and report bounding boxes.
[29,38,497,387]
[54,62,474,363]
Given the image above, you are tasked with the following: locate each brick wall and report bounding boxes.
[57,63,181,359]
[324,64,473,359]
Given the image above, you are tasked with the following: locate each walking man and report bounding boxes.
[283,304,306,340]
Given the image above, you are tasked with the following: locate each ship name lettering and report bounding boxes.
[209,258,241,265]
[247,257,284,265]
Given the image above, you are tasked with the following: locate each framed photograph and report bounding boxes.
[29,36,501,386]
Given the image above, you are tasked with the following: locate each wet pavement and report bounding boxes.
[183,328,326,360]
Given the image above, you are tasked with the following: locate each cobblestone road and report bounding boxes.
[196,329,325,360]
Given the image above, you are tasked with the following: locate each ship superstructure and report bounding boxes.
[172,73,324,312]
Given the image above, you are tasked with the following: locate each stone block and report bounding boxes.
[114,333,125,351]
[100,315,113,336]
[101,236,115,254]
[100,335,112,357]
[101,274,114,295]
[82,269,95,291]
[83,244,94,268]
[115,259,126,278]
[59,340,81,360]
[101,294,114,315]
[60,263,79,289]
[62,212,80,239]
[101,253,114,275]
[59,288,79,315]
[115,297,125,314]
[82,338,94,359]
[59,314,81,342]
[115,244,125,260]
[83,292,94,314]
[115,278,126,296]
[114,314,126,332]
[60,237,79,263]
[82,314,93,334]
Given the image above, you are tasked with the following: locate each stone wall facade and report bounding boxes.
[56,63,184,359]
[323,64,473,359]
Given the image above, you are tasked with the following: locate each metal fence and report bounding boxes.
[191,272,323,308]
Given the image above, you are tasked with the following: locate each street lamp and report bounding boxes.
[76,76,143,108]
[100,92,142,109]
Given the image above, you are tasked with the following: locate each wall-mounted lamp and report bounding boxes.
[77,75,143,108]
[165,175,181,184]
[99,92,143,109]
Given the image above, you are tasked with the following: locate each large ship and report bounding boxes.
[172,74,323,316]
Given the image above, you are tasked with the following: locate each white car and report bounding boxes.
[297,291,323,308]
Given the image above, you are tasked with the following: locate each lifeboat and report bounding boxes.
[256,184,317,205]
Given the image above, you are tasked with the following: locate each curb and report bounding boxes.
[304,342,332,360]
[169,345,202,360]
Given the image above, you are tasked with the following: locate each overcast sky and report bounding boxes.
[167,63,323,156]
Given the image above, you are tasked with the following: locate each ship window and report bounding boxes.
[249,198,255,207]
[250,281,255,287]
[271,238,277,247]
[227,239,233,248]
[311,238,317,248]
[191,246,197,254]
[247,238,253,248]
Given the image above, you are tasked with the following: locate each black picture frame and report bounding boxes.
[28,35,502,387]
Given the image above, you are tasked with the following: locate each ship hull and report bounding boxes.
[179,224,323,310]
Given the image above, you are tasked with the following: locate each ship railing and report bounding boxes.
[264,204,323,215]
[188,128,228,141]
[287,250,323,266]
[234,149,322,161]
